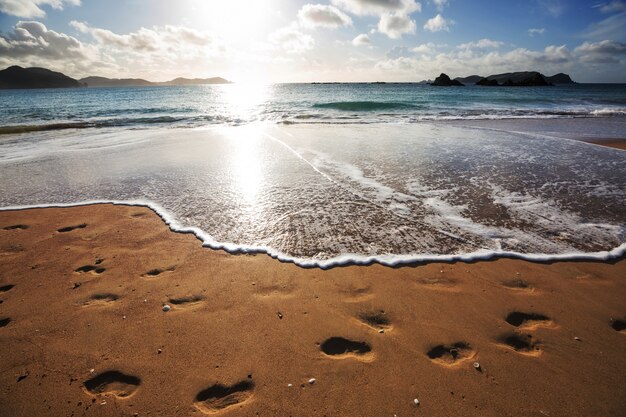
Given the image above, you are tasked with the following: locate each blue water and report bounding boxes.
[1,83,626,131]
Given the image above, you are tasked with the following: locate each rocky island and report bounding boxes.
[430,71,575,87]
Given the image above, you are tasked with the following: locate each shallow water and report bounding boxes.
[0,123,624,266]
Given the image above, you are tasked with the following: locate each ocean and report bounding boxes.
[1,83,626,131]
[0,83,625,267]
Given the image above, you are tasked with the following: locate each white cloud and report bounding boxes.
[0,0,80,18]
[583,12,626,40]
[0,21,88,60]
[374,44,577,80]
[269,25,315,54]
[575,40,626,55]
[378,12,416,38]
[412,42,436,54]
[432,0,448,11]
[0,20,225,80]
[594,1,626,13]
[352,33,372,46]
[386,46,411,58]
[458,39,504,50]
[423,14,453,32]
[298,4,352,28]
[528,28,545,36]
[331,0,421,16]
[69,20,89,33]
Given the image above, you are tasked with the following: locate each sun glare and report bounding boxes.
[217,82,272,122]
[186,0,279,43]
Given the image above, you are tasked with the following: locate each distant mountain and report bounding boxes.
[454,75,483,84]
[0,66,83,89]
[79,76,153,87]
[157,77,231,86]
[80,75,232,87]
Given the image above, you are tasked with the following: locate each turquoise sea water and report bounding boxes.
[0,84,625,266]
[1,83,626,131]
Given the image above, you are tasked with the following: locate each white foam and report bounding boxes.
[1,199,624,269]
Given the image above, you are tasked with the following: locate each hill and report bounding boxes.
[157,77,231,86]
[80,76,232,87]
[0,66,83,89]
[454,75,483,84]
[79,76,153,87]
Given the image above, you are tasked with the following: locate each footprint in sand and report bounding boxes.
[501,279,534,291]
[0,317,11,328]
[194,380,254,414]
[83,371,141,398]
[2,224,29,230]
[167,294,204,308]
[416,276,459,290]
[357,310,392,331]
[143,266,176,278]
[82,293,119,307]
[610,318,626,333]
[505,312,554,330]
[426,342,475,366]
[57,223,87,233]
[75,265,106,274]
[498,332,541,355]
[0,284,14,293]
[320,337,373,360]
[340,284,373,303]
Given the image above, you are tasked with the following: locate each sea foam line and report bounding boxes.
[1,200,625,269]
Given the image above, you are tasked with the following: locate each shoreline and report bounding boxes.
[1,204,625,416]
[1,201,625,268]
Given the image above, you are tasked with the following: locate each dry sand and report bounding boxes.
[0,204,625,417]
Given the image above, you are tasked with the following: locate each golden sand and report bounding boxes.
[0,204,625,416]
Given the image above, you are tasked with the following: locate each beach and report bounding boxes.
[0,85,625,417]
[1,203,625,417]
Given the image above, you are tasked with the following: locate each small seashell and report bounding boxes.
[287,383,293,387]
[89,368,95,373]
[162,304,171,312]
[308,378,316,385]
[473,362,481,370]
[413,398,420,406]
[378,329,384,334]
[574,336,581,341]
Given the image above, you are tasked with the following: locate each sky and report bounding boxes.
[0,0,625,83]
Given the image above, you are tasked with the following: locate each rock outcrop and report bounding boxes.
[430,73,464,86]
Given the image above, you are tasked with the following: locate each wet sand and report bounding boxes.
[587,138,626,150]
[0,204,625,417]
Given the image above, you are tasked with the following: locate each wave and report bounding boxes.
[312,101,422,111]
[2,107,625,135]
[1,200,624,269]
